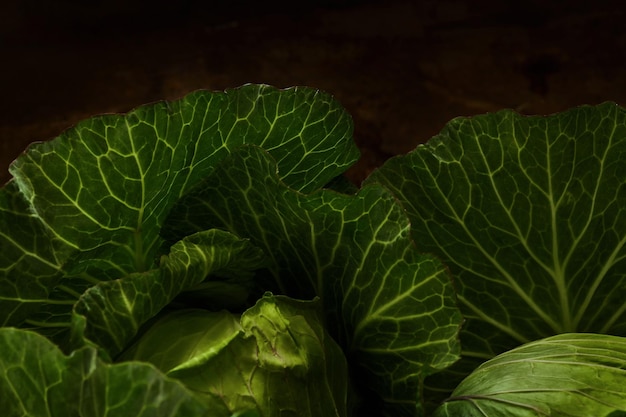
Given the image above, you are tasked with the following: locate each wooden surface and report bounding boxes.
[1,0,625,184]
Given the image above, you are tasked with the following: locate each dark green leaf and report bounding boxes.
[0,327,215,417]
[0,181,69,327]
[366,102,626,399]
[2,84,357,340]
[9,84,358,279]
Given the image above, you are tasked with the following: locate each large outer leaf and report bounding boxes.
[121,294,350,417]
[8,84,357,279]
[433,333,626,417]
[163,145,462,416]
[365,102,626,395]
[0,327,218,417]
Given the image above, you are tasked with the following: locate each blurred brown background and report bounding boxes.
[1,0,625,184]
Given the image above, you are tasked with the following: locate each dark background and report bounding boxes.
[1,0,625,184]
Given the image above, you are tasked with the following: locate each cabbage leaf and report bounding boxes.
[0,327,220,417]
[121,294,350,417]
[366,102,626,400]
[433,333,626,417]
[4,84,626,417]
[162,145,462,415]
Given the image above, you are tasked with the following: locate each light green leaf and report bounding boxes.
[120,294,350,417]
[365,102,626,400]
[433,333,626,417]
[162,145,462,416]
[0,327,217,417]
[118,309,243,373]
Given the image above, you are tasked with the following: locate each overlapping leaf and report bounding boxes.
[68,229,268,358]
[366,102,626,396]
[121,294,350,417]
[162,145,462,416]
[1,84,357,336]
[8,84,357,278]
[0,327,220,417]
[433,333,626,417]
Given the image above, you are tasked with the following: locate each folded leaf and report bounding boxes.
[70,229,268,357]
[433,333,626,417]
[120,294,350,417]
[163,145,462,416]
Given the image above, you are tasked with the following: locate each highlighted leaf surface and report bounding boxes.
[433,333,626,417]
[121,294,349,417]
